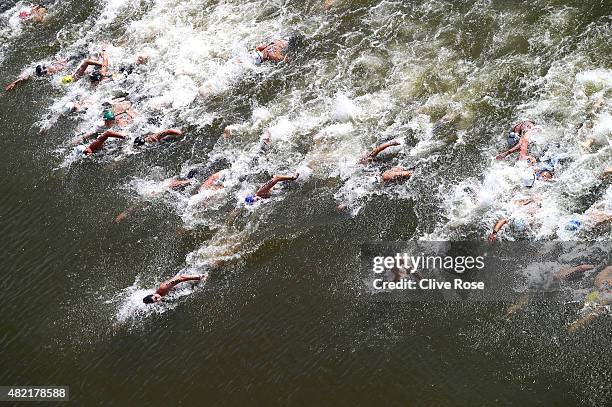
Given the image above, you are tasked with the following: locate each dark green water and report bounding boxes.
[1,0,611,405]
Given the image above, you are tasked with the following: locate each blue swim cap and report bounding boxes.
[566,218,581,231]
[245,195,256,205]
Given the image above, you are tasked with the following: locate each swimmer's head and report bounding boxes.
[522,174,535,188]
[89,70,103,83]
[143,293,161,304]
[133,136,146,147]
[19,10,31,19]
[538,170,553,181]
[136,53,149,65]
[245,194,257,205]
[513,218,527,232]
[566,218,582,231]
[186,169,199,179]
[507,131,520,147]
[251,50,264,66]
[35,65,47,77]
[60,75,73,85]
[102,109,115,122]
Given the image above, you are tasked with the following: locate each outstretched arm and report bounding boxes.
[5,73,31,91]
[171,274,204,284]
[554,264,595,281]
[145,129,183,143]
[84,131,127,155]
[100,50,110,75]
[72,58,103,80]
[496,143,520,160]
[255,173,299,197]
[381,167,412,183]
[360,140,400,163]
[488,218,508,242]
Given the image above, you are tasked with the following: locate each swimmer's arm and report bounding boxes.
[100,50,110,74]
[145,129,183,143]
[360,140,400,163]
[171,274,204,285]
[554,264,595,281]
[488,218,508,242]
[102,130,127,139]
[496,144,520,159]
[256,43,267,51]
[5,73,31,91]
[167,178,193,190]
[77,132,97,143]
[604,167,612,177]
[255,173,299,196]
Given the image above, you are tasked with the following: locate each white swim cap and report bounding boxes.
[513,218,527,232]
[73,145,87,156]
[251,51,264,66]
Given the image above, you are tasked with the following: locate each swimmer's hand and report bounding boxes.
[487,232,498,243]
[495,153,506,160]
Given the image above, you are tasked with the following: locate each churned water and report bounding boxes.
[0,0,610,405]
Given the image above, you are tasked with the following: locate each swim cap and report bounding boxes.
[522,174,535,188]
[535,163,554,179]
[507,131,520,147]
[60,75,73,85]
[89,71,103,82]
[133,136,145,146]
[513,218,527,232]
[73,145,87,157]
[251,51,264,66]
[102,109,115,121]
[245,195,256,205]
[35,65,47,77]
[19,10,31,19]
[566,218,581,231]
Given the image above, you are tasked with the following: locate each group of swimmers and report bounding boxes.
[488,118,612,242]
[5,5,610,313]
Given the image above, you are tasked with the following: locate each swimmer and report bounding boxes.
[568,266,612,332]
[487,196,542,242]
[83,131,127,156]
[358,140,401,164]
[73,107,125,145]
[70,48,110,83]
[19,4,47,23]
[5,58,68,91]
[381,167,413,183]
[565,207,612,233]
[251,39,290,65]
[507,263,596,317]
[521,153,571,187]
[142,274,205,304]
[133,129,183,146]
[199,170,227,192]
[496,120,537,163]
[554,264,596,281]
[245,173,299,204]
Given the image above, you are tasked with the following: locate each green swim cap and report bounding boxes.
[60,75,73,85]
[102,109,115,121]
